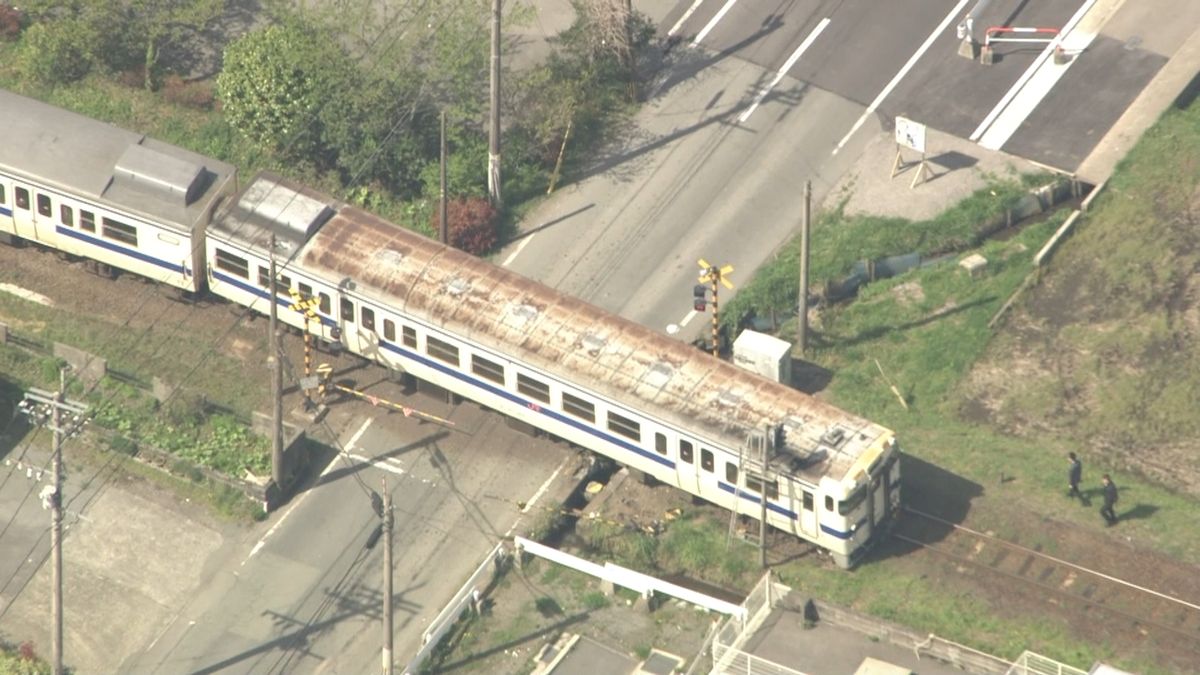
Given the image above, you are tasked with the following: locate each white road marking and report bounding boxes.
[501,233,534,267]
[832,0,971,155]
[507,457,570,536]
[0,282,54,307]
[971,0,1103,148]
[669,0,708,37]
[345,451,407,477]
[679,309,698,327]
[242,418,374,566]
[739,18,831,123]
[692,0,740,46]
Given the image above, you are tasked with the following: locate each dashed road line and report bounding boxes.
[738,18,830,123]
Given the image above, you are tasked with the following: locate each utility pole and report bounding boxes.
[759,426,770,570]
[488,0,502,206]
[440,110,449,245]
[382,479,394,675]
[797,180,811,352]
[268,234,284,489]
[19,370,88,675]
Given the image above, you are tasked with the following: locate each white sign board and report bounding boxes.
[895,116,926,153]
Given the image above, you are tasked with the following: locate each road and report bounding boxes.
[502,0,1178,340]
[126,390,582,674]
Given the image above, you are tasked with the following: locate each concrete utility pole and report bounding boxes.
[440,110,449,245]
[759,426,770,570]
[19,370,88,675]
[382,479,394,675]
[797,180,811,352]
[268,234,284,488]
[488,0,502,206]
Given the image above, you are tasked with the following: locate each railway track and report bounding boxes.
[894,506,1200,649]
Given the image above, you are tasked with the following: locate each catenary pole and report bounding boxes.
[798,181,811,352]
[382,479,394,675]
[488,0,502,206]
[269,235,283,488]
[440,110,449,245]
[51,368,64,675]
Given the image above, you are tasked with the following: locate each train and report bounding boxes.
[0,89,901,568]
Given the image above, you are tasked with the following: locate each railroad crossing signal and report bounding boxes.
[696,259,734,358]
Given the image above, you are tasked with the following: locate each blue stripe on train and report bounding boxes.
[717,481,799,520]
[0,205,11,217]
[56,225,185,275]
[212,270,337,328]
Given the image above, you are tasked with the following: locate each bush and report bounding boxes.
[161,75,215,110]
[428,198,498,255]
[0,4,22,41]
[19,19,97,84]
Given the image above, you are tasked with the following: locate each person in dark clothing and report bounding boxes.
[1100,474,1119,526]
[1067,452,1082,500]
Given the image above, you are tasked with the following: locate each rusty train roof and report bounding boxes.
[301,207,893,485]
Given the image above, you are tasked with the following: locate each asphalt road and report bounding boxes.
[502,0,1172,340]
[124,393,582,675]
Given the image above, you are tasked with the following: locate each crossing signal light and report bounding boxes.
[693,284,707,312]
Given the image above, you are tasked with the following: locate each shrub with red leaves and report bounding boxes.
[17,641,37,661]
[430,198,498,256]
[0,4,23,41]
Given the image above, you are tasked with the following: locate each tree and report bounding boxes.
[128,0,226,90]
[217,21,357,163]
[18,18,97,84]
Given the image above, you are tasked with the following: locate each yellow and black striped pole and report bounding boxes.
[288,290,322,408]
[697,260,734,359]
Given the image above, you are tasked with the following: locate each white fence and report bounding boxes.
[514,537,748,619]
[1005,651,1088,675]
[403,541,505,675]
[709,572,804,675]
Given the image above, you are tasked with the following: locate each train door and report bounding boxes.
[338,295,362,355]
[10,182,38,242]
[799,489,817,539]
[676,438,700,496]
[0,176,13,238]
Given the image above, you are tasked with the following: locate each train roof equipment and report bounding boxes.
[208,173,336,258]
[0,89,235,233]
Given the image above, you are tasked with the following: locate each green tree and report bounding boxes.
[18,18,97,84]
[217,21,356,163]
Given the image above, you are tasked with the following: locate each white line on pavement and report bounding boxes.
[692,0,740,46]
[832,0,971,155]
[242,418,374,566]
[507,457,570,536]
[669,0,707,37]
[738,18,830,123]
[502,233,534,267]
[679,309,698,327]
[970,0,1100,146]
[345,451,407,477]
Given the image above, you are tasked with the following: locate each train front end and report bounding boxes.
[819,432,901,569]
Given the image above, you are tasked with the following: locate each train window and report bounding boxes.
[679,440,694,464]
[607,411,640,442]
[298,282,313,299]
[725,463,738,484]
[318,293,331,314]
[838,487,868,516]
[654,433,667,455]
[257,267,270,288]
[383,319,396,342]
[37,194,52,217]
[340,297,355,322]
[402,325,417,348]
[80,210,95,232]
[517,373,550,403]
[60,205,73,227]
[700,448,714,472]
[803,491,814,512]
[102,217,137,246]
[825,496,834,511]
[15,187,29,210]
[746,472,779,500]
[214,249,250,279]
[0,185,5,204]
[275,274,292,298]
[427,336,460,366]
[561,392,595,423]
[361,307,376,331]
[472,355,505,385]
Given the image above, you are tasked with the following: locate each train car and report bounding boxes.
[0,89,236,292]
[213,176,901,568]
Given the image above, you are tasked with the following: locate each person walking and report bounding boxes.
[1100,474,1119,526]
[1067,452,1082,500]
